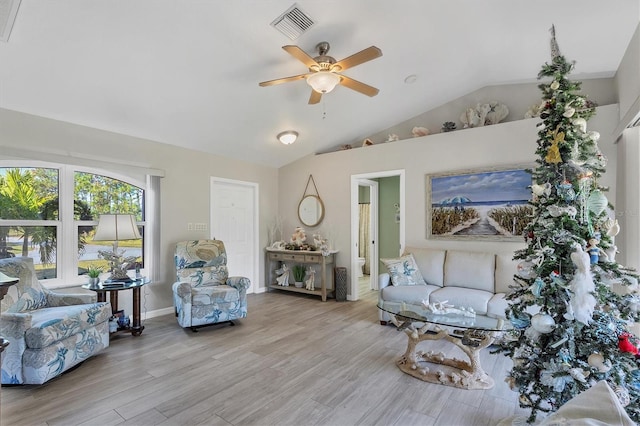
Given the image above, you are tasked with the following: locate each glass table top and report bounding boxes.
[378,301,508,332]
[82,277,150,291]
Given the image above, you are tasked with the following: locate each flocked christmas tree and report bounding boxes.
[497,26,640,423]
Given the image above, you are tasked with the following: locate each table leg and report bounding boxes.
[109,291,118,314]
[97,291,106,303]
[131,287,144,336]
[389,315,496,390]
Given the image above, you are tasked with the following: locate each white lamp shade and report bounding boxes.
[306,71,341,93]
[93,214,141,241]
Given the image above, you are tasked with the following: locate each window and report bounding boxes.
[0,163,146,286]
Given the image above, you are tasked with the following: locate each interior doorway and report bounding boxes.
[356,179,378,297]
[210,177,259,294]
[350,170,405,301]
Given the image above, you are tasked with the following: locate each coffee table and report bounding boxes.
[378,300,507,390]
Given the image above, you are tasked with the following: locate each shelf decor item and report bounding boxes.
[87,264,102,288]
[292,264,306,287]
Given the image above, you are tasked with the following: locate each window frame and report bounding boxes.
[0,160,148,288]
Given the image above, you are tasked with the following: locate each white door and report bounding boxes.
[210,178,259,293]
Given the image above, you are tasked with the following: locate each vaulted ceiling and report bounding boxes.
[1,1,638,168]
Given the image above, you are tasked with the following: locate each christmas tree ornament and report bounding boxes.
[604,218,620,237]
[617,333,639,355]
[588,130,600,141]
[509,311,531,330]
[563,106,576,118]
[531,313,556,333]
[556,181,576,202]
[611,383,631,407]
[572,117,587,133]
[550,80,560,90]
[587,189,608,216]
[531,182,552,197]
[587,353,611,372]
[568,243,596,324]
[530,277,545,297]
[549,25,561,59]
[517,260,537,279]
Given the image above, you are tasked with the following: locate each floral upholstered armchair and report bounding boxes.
[0,257,111,384]
[173,240,250,331]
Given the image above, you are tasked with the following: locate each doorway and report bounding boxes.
[350,170,405,301]
[210,177,259,294]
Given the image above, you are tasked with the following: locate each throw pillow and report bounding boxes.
[381,254,426,286]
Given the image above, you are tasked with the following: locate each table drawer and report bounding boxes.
[269,252,306,262]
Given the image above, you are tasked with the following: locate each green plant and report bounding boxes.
[292,264,306,282]
[87,264,102,278]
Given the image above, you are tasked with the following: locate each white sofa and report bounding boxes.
[378,247,518,324]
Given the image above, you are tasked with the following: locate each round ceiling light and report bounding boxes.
[306,71,341,93]
[277,130,299,145]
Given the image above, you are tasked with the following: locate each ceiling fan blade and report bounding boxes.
[332,46,382,72]
[309,89,322,105]
[259,73,310,87]
[339,75,379,97]
[283,45,319,69]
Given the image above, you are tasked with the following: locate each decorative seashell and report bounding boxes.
[411,126,430,137]
[587,190,608,216]
[587,353,610,372]
[563,107,575,118]
[604,218,620,237]
[485,102,509,125]
[386,134,399,142]
[531,182,551,197]
[340,144,352,150]
[460,108,481,128]
[550,81,560,90]
[362,138,374,147]
[572,117,587,133]
[524,101,545,119]
[588,131,600,141]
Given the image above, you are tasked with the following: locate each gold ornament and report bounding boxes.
[545,128,564,164]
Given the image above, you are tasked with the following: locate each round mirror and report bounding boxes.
[298,195,325,227]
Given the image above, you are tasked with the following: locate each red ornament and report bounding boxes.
[618,333,639,355]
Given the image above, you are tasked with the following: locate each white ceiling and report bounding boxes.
[1,1,638,168]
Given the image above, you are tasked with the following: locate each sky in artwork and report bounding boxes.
[431,169,531,204]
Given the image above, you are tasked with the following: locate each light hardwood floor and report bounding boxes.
[2,285,528,426]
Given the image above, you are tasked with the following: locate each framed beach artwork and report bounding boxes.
[426,165,534,241]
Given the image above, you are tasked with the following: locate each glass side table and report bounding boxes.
[83,277,150,336]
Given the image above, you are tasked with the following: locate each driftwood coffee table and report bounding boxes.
[378,301,507,390]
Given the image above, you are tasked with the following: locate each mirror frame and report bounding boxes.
[298,195,325,227]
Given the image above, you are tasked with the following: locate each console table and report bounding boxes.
[265,248,337,301]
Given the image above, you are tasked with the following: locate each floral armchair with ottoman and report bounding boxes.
[173,240,250,332]
[0,257,111,384]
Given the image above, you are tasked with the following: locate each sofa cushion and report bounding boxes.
[381,254,426,286]
[403,247,445,286]
[487,293,509,319]
[444,250,495,293]
[0,257,48,313]
[25,302,111,349]
[381,284,440,304]
[495,254,519,294]
[429,287,493,315]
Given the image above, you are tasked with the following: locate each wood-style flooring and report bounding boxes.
[2,281,528,426]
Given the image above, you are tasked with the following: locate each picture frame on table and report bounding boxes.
[426,165,534,241]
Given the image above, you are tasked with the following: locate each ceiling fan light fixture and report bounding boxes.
[277,130,298,145]
[306,71,341,93]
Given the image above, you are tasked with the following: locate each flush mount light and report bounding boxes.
[278,130,299,145]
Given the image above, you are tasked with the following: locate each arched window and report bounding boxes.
[0,162,146,287]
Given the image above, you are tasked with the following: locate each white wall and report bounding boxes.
[0,108,279,316]
[279,105,619,298]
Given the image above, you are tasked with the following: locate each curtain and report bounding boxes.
[146,175,162,283]
[359,203,370,275]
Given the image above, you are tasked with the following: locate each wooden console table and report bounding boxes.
[265,248,338,301]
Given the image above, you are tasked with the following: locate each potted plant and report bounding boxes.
[292,264,306,288]
[87,265,102,288]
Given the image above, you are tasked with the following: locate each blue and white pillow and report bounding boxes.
[381,254,426,286]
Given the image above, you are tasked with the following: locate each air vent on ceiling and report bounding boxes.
[0,0,21,42]
[271,3,315,40]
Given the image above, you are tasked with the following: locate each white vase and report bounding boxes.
[294,281,304,288]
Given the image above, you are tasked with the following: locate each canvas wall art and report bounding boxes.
[426,166,533,240]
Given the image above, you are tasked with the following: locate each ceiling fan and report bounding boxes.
[258,41,382,104]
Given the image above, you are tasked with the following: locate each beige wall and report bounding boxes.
[279,105,619,298]
[0,108,279,316]
[615,23,640,125]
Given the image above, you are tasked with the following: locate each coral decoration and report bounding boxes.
[618,333,639,356]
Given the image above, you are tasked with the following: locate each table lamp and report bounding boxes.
[93,214,141,282]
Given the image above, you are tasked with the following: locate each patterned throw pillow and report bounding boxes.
[381,254,426,286]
